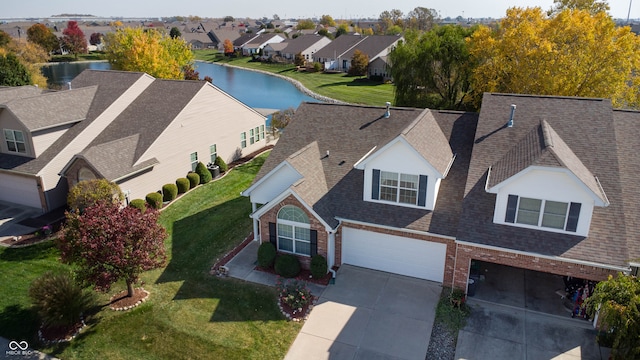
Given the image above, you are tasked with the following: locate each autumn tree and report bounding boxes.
[223,38,234,56]
[317,28,334,39]
[585,274,640,359]
[348,49,369,76]
[379,9,404,33]
[468,7,640,109]
[320,15,336,27]
[104,27,194,79]
[336,23,349,37]
[0,53,32,86]
[61,21,88,59]
[271,107,295,134]
[1,38,49,87]
[59,201,167,298]
[407,7,439,31]
[89,32,102,46]
[169,27,181,39]
[26,23,59,53]
[294,52,306,67]
[548,0,610,16]
[296,19,315,30]
[391,25,476,110]
[0,30,10,47]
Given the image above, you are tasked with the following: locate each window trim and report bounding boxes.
[240,132,247,148]
[249,128,255,145]
[3,129,27,154]
[378,170,419,206]
[209,144,217,164]
[277,206,311,256]
[190,152,198,172]
[260,125,265,140]
[505,194,580,233]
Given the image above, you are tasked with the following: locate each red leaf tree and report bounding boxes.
[59,201,167,297]
[61,21,87,59]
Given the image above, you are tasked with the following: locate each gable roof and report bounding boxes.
[252,102,478,234]
[458,92,629,267]
[208,29,241,44]
[340,35,402,60]
[0,86,44,103]
[313,34,366,59]
[281,35,328,54]
[487,119,608,205]
[244,33,284,47]
[233,33,258,47]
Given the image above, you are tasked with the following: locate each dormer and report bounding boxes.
[487,120,609,237]
[355,110,455,210]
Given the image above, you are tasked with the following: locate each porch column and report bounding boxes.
[251,202,259,242]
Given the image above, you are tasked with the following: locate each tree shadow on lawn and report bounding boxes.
[317,77,386,88]
[0,241,58,262]
[155,197,283,323]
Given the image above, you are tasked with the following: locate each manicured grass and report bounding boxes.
[193,50,396,106]
[50,52,107,62]
[0,152,302,359]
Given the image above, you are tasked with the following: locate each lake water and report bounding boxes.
[41,61,319,110]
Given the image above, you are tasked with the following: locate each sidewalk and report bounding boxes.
[224,240,327,298]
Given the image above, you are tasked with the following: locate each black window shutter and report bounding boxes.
[565,202,581,232]
[505,195,518,223]
[269,222,277,247]
[310,230,318,256]
[371,169,380,200]
[417,175,428,207]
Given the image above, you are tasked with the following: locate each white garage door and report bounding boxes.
[0,173,41,209]
[342,227,446,282]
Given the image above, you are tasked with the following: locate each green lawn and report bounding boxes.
[0,152,302,359]
[193,50,396,106]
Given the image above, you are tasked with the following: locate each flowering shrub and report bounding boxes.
[42,225,52,236]
[276,277,312,310]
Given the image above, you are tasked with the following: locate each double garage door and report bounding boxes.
[342,227,446,282]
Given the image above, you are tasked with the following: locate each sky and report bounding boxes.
[2,0,638,20]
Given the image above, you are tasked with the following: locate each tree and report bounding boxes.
[26,23,59,53]
[0,53,32,86]
[273,14,280,20]
[294,52,305,67]
[320,15,336,27]
[169,27,181,39]
[336,23,349,37]
[59,201,167,298]
[67,179,123,212]
[1,38,50,87]
[296,19,315,30]
[104,27,194,79]
[317,28,334,39]
[548,0,610,16]
[0,30,10,47]
[271,107,295,134]
[391,25,476,110]
[379,9,404,33]
[348,49,369,76]
[89,32,102,46]
[61,21,88,59]
[183,65,200,80]
[224,16,235,22]
[407,7,439,31]
[468,7,640,109]
[223,38,234,56]
[585,274,640,359]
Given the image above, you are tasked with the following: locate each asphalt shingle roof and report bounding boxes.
[313,34,366,59]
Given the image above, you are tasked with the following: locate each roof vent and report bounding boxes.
[507,104,516,127]
[384,102,391,118]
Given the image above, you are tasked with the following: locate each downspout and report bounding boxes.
[328,230,337,281]
[452,241,459,292]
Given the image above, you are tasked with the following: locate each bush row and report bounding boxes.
[258,242,328,279]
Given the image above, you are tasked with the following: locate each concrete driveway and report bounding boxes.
[455,300,609,360]
[285,265,441,360]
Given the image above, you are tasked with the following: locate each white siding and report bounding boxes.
[0,172,41,208]
[247,163,302,204]
[31,125,72,157]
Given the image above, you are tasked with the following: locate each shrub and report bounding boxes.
[145,192,163,209]
[214,155,228,173]
[195,161,212,184]
[129,199,146,213]
[275,254,300,278]
[162,183,178,202]
[186,172,200,189]
[67,179,123,212]
[313,62,323,72]
[176,177,190,194]
[276,278,312,309]
[257,242,277,268]
[310,255,328,279]
[29,271,94,327]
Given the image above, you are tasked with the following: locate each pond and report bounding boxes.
[41,61,320,111]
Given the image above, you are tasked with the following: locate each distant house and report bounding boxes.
[368,56,391,81]
[233,33,259,52]
[209,29,242,51]
[241,33,286,56]
[182,32,216,49]
[312,34,365,70]
[0,70,267,213]
[313,35,402,74]
[262,41,289,59]
[280,35,332,63]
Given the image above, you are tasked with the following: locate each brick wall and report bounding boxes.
[258,194,328,269]
[64,158,98,189]
[452,243,617,290]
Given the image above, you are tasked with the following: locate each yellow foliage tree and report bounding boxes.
[0,38,49,87]
[103,28,194,79]
[468,7,640,109]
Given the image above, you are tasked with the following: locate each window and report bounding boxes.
[209,144,217,163]
[3,129,26,154]
[190,152,198,172]
[277,205,311,256]
[260,125,265,140]
[240,132,247,148]
[379,171,419,205]
[78,167,96,182]
[249,128,255,145]
[255,126,260,142]
[505,195,581,232]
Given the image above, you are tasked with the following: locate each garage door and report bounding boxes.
[342,227,446,282]
[0,173,41,209]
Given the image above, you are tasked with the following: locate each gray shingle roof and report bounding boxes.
[401,111,454,176]
[458,93,629,267]
[313,34,366,59]
[340,35,402,60]
[281,35,328,55]
[253,102,478,234]
[0,86,44,103]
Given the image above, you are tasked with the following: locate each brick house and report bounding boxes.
[242,94,640,293]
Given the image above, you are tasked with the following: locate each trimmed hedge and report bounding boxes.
[176,177,190,194]
[310,255,328,279]
[145,192,163,209]
[215,155,228,173]
[275,254,301,278]
[195,161,212,184]
[257,242,276,268]
[162,183,178,202]
[129,199,146,213]
[186,172,200,189]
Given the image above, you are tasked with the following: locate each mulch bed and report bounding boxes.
[109,288,149,311]
[38,319,86,344]
[255,265,333,286]
[277,295,318,322]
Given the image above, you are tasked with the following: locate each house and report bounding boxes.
[280,35,332,63]
[0,70,267,213]
[181,31,216,49]
[241,33,286,56]
[208,29,242,51]
[241,95,640,294]
[368,56,391,81]
[312,35,402,73]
